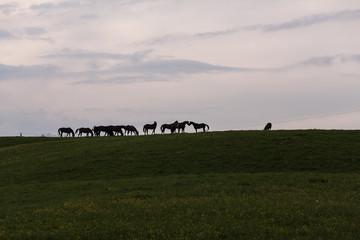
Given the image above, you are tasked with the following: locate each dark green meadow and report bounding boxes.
[1,130,360,239]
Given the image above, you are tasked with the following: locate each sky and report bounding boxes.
[1,0,360,136]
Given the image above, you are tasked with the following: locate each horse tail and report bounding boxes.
[206,124,209,131]
[58,128,61,136]
[75,128,79,134]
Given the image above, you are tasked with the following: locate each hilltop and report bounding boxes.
[1,130,360,185]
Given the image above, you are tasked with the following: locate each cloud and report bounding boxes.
[194,28,240,38]
[112,59,239,74]
[3,52,359,84]
[297,54,360,67]
[247,9,360,32]
[0,3,17,15]
[25,27,46,36]
[141,9,360,46]
[80,14,99,20]
[0,63,59,81]
[30,0,157,11]
[42,49,153,63]
[141,28,241,45]
[0,29,14,39]
[72,59,249,84]
[30,1,81,10]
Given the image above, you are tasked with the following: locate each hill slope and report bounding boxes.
[1,130,360,185]
[1,130,360,239]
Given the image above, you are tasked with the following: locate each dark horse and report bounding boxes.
[108,125,125,136]
[93,126,114,136]
[75,127,93,137]
[143,121,157,135]
[177,121,191,133]
[124,125,139,136]
[160,121,179,134]
[189,121,209,133]
[264,122,272,130]
[58,127,75,137]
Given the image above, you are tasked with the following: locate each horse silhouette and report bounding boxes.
[189,122,209,133]
[108,125,125,136]
[143,121,157,135]
[264,122,272,130]
[75,127,93,137]
[93,126,114,136]
[124,125,139,136]
[58,127,75,137]
[177,121,191,133]
[160,121,179,134]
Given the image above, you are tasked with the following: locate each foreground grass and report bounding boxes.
[1,130,360,239]
[1,173,360,239]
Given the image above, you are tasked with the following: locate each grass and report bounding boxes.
[0,130,360,239]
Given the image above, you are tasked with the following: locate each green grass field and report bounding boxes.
[1,130,360,239]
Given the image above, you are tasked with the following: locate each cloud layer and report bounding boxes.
[1,1,360,136]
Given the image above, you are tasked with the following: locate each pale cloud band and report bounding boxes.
[142,8,360,46]
[1,53,360,83]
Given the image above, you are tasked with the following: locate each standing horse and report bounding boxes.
[160,121,179,134]
[75,127,93,137]
[189,122,209,133]
[143,121,157,135]
[58,127,75,137]
[177,121,191,133]
[264,122,272,130]
[124,125,139,136]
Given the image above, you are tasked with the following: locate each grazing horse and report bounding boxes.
[93,126,114,136]
[189,121,209,133]
[124,125,139,136]
[143,121,157,135]
[75,127,93,137]
[264,122,272,130]
[177,121,191,133]
[160,121,179,134]
[109,125,125,136]
[58,127,75,137]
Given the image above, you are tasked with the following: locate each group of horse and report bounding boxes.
[58,121,210,137]
[58,125,139,137]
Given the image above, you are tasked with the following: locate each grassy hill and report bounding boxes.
[1,130,360,239]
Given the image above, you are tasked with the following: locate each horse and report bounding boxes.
[177,121,191,133]
[264,122,272,130]
[143,121,157,135]
[108,125,125,136]
[124,125,139,136]
[160,121,179,134]
[93,126,114,136]
[58,127,75,137]
[189,121,209,133]
[75,127,93,137]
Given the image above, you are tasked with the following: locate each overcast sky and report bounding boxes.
[1,0,360,136]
